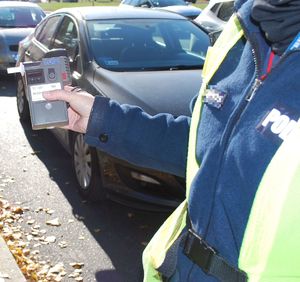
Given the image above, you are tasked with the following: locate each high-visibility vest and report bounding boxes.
[142,14,300,282]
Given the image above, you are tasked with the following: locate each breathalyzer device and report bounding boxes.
[8,49,71,130]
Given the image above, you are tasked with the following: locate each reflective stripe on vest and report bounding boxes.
[239,124,300,281]
[142,15,244,282]
[186,15,244,199]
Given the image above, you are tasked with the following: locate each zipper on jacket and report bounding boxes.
[245,78,262,102]
[244,48,299,103]
[203,13,263,237]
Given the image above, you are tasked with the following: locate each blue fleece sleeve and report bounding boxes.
[84,96,191,177]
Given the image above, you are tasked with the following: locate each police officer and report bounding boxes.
[44,0,300,280]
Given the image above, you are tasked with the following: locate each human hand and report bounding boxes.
[43,85,95,133]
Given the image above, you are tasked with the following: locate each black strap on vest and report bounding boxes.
[183,229,248,282]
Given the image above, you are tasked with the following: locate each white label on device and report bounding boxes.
[30,83,61,102]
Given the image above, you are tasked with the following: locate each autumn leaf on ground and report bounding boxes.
[46,218,61,226]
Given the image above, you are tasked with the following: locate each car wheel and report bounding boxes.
[16,75,30,122]
[72,133,106,201]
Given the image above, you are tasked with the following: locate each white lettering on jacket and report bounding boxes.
[261,108,299,140]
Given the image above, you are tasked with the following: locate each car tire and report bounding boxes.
[16,75,30,122]
[72,133,106,201]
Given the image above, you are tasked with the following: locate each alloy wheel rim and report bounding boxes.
[74,134,92,190]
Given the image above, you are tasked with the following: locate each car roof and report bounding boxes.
[53,6,186,21]
[0,1,41,8]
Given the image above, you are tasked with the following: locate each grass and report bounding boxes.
[38,0,207,12]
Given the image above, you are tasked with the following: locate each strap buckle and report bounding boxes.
[183,229,216,273]
[183,229,248,282]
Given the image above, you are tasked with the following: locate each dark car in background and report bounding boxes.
[16,7,210,211]
[0,1,45,72]
[119,0,201,20]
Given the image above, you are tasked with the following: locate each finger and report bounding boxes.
[43,88,72,102]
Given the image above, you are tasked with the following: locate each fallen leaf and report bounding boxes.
[68,272,79,278]
[0,272,10,279]
[45,209,55,215]
[58,241,68,248]
[46,218,61,227]
[27,219,35,225]
[70,262,84,269]
[35,207,43,213]
[44,236,56,243]
[48,262,65,274]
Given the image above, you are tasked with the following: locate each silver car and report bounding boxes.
[0,1,45,72]
[194,0,234,33]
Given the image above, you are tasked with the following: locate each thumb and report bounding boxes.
[43,88,71,102]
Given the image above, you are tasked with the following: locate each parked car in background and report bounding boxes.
[194,0,234,33]
[16,7,210,211]
[0,1,45,72]
[120,0,201,20]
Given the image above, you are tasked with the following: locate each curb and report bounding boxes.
[0,236,27,282]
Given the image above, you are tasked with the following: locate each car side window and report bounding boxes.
[53,16,78,59]
[35,16,62,49]
[139,0,152,7]
[217,1,234,22]
[53,16,81,74]
[130,0,141,7]
[210,3,220,14]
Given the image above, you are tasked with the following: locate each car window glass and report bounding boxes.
[53,16,78,60]
[152,0,186,7]
[139,0,152,7]
[87,19,209,72]
[0,7,45,28]
[130,0,140,5]
[36,16,62,48]
[210,3,220,14]
[217,1,234,22]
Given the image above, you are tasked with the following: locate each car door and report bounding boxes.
[50,15,81,150]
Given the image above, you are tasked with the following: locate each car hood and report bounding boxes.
[158,5,201,17]
[94,68,202,117]
[0,28,34,46]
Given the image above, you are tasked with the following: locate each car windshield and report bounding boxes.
[151,0,188,7]
[87,18,209,72]
[0,7,45,28]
